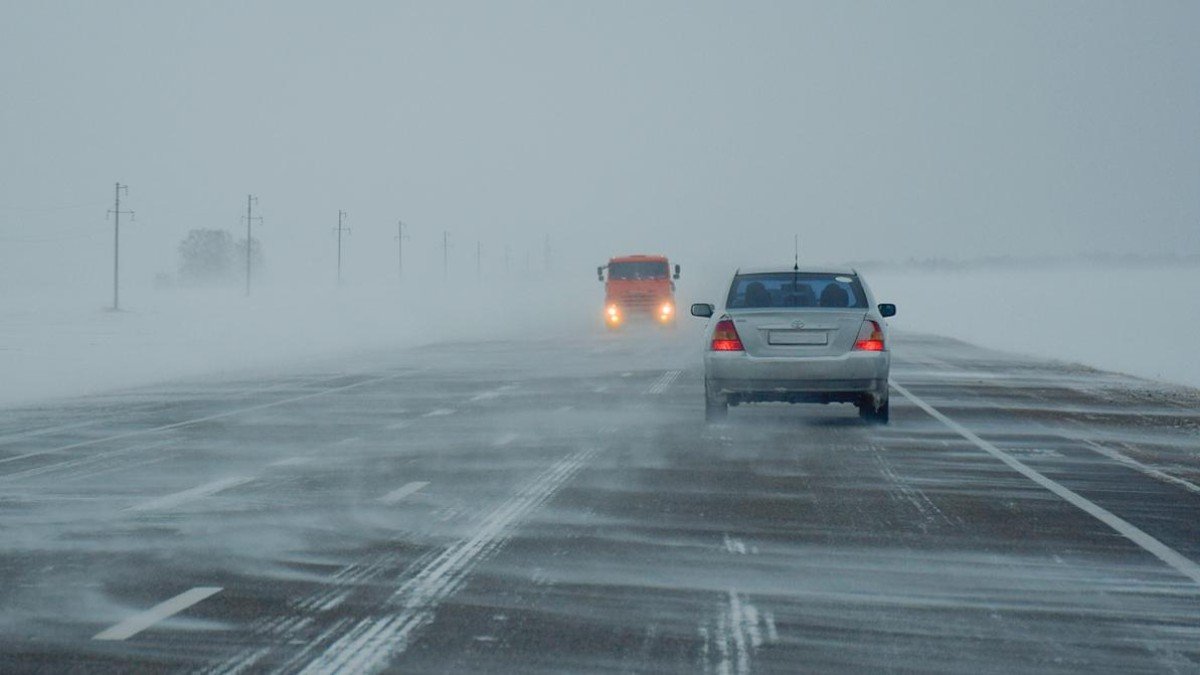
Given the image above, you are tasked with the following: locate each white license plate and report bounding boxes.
[769,330,827,346]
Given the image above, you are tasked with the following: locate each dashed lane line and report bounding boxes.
[126,476,254,513]
[421,408,456,418]
[892,380,1200,587]
[93,587,223,641]
[379,481,430,505]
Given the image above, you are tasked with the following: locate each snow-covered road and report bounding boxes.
[1,329,1198,673]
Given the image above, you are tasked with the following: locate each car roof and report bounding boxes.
[734,265,858,276]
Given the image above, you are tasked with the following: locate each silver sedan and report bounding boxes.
[690,266,895,423]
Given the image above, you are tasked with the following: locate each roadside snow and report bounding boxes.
[0,279,592,408]
[871,266,1200,390]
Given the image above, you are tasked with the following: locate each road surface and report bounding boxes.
[1,329,1199,673]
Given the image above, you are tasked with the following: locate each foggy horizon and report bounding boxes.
[3,1,1198,293]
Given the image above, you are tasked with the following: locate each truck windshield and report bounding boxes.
[726,272,868,309]
[608,261,668,280]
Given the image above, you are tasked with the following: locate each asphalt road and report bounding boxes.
[1,327,1199,673]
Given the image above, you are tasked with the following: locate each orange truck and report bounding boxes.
[596,254,681,328]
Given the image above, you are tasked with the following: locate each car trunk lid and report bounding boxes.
[729,309,867,358]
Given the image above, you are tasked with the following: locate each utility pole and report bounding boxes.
[107,183,133,311]
[394,220,410,280]
[334,210,350,284]
[442,230,449,280]
[243,195,262,296]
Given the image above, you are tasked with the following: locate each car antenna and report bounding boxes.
[793,234,799,272]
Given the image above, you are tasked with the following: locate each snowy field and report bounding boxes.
[0,278,597,407]
[871,265,1200,390]
[0,265,1196,407]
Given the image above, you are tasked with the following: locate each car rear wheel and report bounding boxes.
[858,396,889,425]
[704,382,727,422]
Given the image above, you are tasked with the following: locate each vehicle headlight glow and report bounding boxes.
[660,303,673,315]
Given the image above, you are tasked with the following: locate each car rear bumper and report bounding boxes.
[704,350,889,401]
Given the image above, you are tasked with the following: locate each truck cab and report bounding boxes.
[597,255,681,328]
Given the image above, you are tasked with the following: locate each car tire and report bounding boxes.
[704,382,727,422]
[859,396,889,425]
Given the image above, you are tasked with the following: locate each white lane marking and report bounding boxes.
[0,372,414,467]
[892,380,1200,587]
[592,385,609,394]
[421,408,456,418]
[723,533,748,555]
[1068,436,1200,497]
[269,457,312,467]
[93,586,223,640]
[385,421,409,431]
[553,405,574,414]
[708,590,772,675]
[297,447,598,674]
[379,481,429,505]
[334,437,361,447]
[469,385,516,402]
[493,433,519,448]
[647,369,682,395]
[127,476,253,513]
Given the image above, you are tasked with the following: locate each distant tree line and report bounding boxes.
[176,229,263,286]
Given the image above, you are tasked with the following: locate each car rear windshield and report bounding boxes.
[608,261,668,280]
[726,272,868,309]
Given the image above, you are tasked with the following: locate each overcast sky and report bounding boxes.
[1,1,1197,291]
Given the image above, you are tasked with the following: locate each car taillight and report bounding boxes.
[853,319,885,351]
[711,317,743,351]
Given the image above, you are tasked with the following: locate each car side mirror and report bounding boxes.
[597,266,604,282]
[673,264,681,280]
[878,303,896,318]
[690,303,714,318]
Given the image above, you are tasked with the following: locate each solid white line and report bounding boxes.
[127,476,253,512]
[379,481,429,505]
[93,586,223,640]
[0,373,412,467]
[891,380,1200,587]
